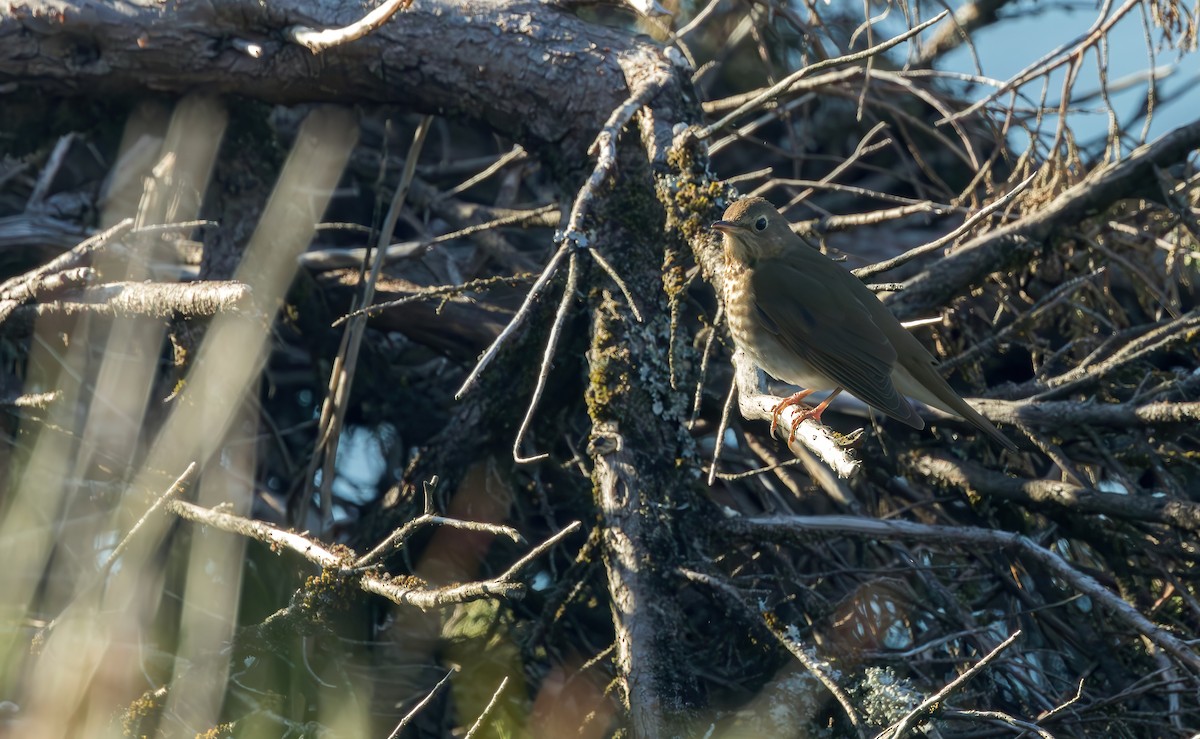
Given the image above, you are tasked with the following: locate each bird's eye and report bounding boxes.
[753,216,768,231]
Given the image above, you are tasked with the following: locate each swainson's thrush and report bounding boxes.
[713,197,1018,451]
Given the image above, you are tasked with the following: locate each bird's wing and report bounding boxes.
[751,261,922,428]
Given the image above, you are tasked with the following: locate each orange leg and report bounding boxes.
[784,387,844,443]
[768,388,816,436]
[769,389,815,438]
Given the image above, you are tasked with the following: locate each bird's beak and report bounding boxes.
[711,220,738,234]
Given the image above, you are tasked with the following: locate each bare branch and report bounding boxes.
[725,514,1200,672]
[696,12,948,139]
[286,0,414,53]
[731,351,860,478]
[879,630,1023,739]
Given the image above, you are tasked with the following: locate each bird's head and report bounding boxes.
[711,197,791,266]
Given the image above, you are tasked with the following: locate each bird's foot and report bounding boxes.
[786,406,827,443]
[780,388,845,444]
[770,389,815,438]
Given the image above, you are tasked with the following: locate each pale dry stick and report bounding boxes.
[1095,31,1121,160]
[562,73,671,323]
[385,668,457,739]
[469,519,582,593]
[680,568,865,738]
[8,281,251,320]
[877,630,1023,739]
[416,152,532,179]
[0,218,133,302]
[1044,51,1084,174]
[1144,637,1186,733]
[695,11,948,140]
[462,676,511,739]
[1136,4,1158,146]
[315,117,432,531]
[852,0,881,128]
[578,642,617,674]
[26,133,75,208]
[901,67,1007,89]
[456,77,665,400]
[848,0,888,50]
[286,0,413,53]
[296,325,352,526]
[724,434,807,497]
[943,0,1139,124]
[230,38,263,58]
[729,351,858,477]
[169,498,583,608]
[309,203,557,273]
[37,463,199,638]
[814,201,947,231]
[702,67,863,114]
[1036,679,1085,725]
[440,145,527,201]
[943,708,1055,738]
[871,69,982,170]
[853,172,1036,279]
[706,366,740,486]
[512,251,579,464]
[357,514,522,569]
[586,246,642,323]
[777,121,890,208]
[724,167,774,185]
[1028,76,1053,158]
[731,515,1200,671]
[713,452,805,481]
[297,635,337,689]
[689,304,722,427]
[670,0,725,42]
[132,220,215,236]
[762,178,961,213]
[709,94,819,156]
[455,242,569,399]
[1,391,58,408]
[333,271,536,327]
[775,623,866,739]
[100,463,198,575]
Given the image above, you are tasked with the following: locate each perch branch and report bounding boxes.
[731,350,859,478]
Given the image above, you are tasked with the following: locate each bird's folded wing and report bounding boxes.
[751,264,921,428]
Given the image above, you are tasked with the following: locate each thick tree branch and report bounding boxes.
[909,451,1200,533]
[0,0,673,165]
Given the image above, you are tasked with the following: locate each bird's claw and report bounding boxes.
[770,389,816,441]
[786,408,822,444]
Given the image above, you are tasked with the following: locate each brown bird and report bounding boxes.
[713,197,1018,452]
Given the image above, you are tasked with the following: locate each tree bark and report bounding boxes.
[0,0,671,168]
